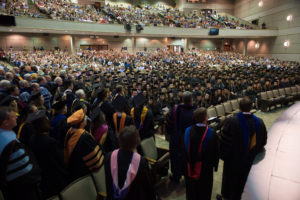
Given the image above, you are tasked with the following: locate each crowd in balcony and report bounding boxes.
[0,0,43,17]
[1,0,256,29]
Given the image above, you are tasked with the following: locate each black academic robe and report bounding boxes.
[133,108,155,140]
[220,113,267,200]
[112,114,133,135]
[30,134,70,198]
[18,123,36,147]
[185,126,219,200]
[65,129,105,181]
[100,100,116,127]
[167,104,196,182]
[104,149,156,200]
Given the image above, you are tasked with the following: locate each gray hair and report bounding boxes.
[0,80,11,90]
[75,89,85,99]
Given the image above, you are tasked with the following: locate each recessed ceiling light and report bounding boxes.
[283,40,290,48]
[258,1,263,7]
[286,15,293,22]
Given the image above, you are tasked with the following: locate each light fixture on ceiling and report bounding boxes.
[286,15,293,22]
[283,40,290,48]
[258,1,263,7]
[255,42,260,49]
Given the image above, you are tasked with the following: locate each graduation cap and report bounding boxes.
[112,95,126,112]
[26,110,47,123]
[0,95,14,107]
[133,93,146,107]
[29,92,42,102]
[90,106,103,121]
[52,100,67,111]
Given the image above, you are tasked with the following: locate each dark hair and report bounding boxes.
[118,125,141,151]
[6,85,18,95]
[193,107,207,123]
[183,91,193,105]
[239,96,253,112]
[31,117,52,134]
[19,104,36,123]
[0,107,12,126]
[116,85,123,93]
[91,112,106,134]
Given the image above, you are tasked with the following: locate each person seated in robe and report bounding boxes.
[104,125,156,200]
[64,108,105,181]
[184,107,219,200]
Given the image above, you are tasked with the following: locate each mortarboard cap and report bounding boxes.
[133,93,146,107]
[26,110,47,123]
[67,109,85,125]
[112,95,126,112]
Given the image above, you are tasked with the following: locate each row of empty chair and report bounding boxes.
[259,85,300,112]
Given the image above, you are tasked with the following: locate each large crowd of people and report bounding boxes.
[0,48,298,200]
[1,0,256,29]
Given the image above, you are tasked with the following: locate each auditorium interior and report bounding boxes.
[0,0,300,200]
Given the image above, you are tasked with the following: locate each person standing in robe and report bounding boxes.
[28,110,70,198]
[184,108,219,200]
[90,107,118,153]
[64,109,105,181]
[130,93,155,140]
[50,98,69,148]
[219,96,267,200]
[112,95,132,138]
[104,125,156,200]
[167,91,196,183]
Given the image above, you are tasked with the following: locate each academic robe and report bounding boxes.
[112,113,133,136]
[100,100,116,128]
[104,149,156,200]
[220,113,267,200]
[184,125,219,200]
[30,134,70,198]
[17,123,36,147]
[64,128,105,181]
[132,108,155,140]
[167,104,196,182]
[50,114,69,148]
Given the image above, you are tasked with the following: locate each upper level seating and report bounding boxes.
[0,0,43,17]
[0,0,258,29]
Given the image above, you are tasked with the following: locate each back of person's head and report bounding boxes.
[75,89,85,99]
[118,125,141,151]
[183,91,193,105]
[193,107,208,124]
[116,85,123,94]
[239,96,252,112]
[0,80,10,90]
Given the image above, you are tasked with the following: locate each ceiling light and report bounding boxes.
[255,42,260,49]
[286,15,293,22]
[283,40,290,48]
[258,1,263,7]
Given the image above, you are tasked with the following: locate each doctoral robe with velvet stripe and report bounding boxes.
[184,126,219,200]
[64,129,104,181]
[104,149,156,200]
[220,113,267,200]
